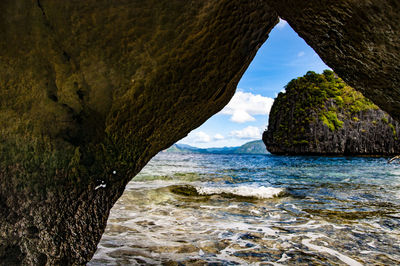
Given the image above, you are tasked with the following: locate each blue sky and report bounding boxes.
[178,20,329,148]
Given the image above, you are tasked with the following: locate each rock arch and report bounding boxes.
[0,0,399,264]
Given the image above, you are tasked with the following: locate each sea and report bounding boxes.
[89,152,400,265]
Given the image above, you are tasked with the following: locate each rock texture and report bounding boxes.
[1,0,400,264]
[263,71,400,155]
[0,1,278,264]
[270,0,400,121]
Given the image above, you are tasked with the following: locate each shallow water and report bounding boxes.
[90,153,400,265]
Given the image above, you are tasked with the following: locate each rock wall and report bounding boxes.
[0,0,278,264]
[263,71,400,155]
[1,0,400,264]
[270,0,400,120]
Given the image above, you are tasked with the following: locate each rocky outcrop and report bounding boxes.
[263,71,400,155]
[0,1,278,264]
[1,0,400,264]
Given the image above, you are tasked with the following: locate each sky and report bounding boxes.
[178,19,330,148]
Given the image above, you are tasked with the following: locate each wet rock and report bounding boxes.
[198,240,230,254]
[175,244,199,254]
[0,1,278,264]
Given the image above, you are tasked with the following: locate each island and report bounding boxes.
[263,70,400,155]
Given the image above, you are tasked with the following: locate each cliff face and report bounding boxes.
[263,71,400,155]
[1,0,400,264]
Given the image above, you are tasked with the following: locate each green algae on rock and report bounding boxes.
[0,0,278,264]
[263,70,400,155]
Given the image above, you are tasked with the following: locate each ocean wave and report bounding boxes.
[195,185,285,199]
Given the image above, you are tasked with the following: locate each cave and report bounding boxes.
[1,0,399,264]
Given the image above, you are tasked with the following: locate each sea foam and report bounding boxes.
[195,185,284,199]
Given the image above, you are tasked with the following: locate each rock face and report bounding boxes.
[269,0,400,121]
[1,0,400,264]
[263,71,400,155]
[0,1,278,264]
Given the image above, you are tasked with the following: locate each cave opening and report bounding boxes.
[176,19,329,150]
[88,20,333,265]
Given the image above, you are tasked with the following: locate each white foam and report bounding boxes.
[195,185,284,199]
[277,253,291,263]
[199,205,222,209]
[302,234,363,266]
[360,250,375,254]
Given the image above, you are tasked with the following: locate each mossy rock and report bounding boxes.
[263,70,400,156]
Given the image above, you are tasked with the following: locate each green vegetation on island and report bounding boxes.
[264,70,400,155]
[272,70,377,135]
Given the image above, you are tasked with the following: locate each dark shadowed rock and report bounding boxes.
[0,0,278,264]
[1,0,400,264]
[263,71,400,155]
[270,0,400,121]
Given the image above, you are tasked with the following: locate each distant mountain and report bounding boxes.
[203,146,238,154]
[233,140,268,154]
[165,140,268,155]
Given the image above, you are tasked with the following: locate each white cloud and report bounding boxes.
[230,126,261,140]
[213,134,224,140]
[220,91,274,123]
[231,110,255,123]
[298,51,305,57]
[276,18,288,29]
[191,131,211,143]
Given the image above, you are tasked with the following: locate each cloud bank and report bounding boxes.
[220,91,274,123]
[229,126,262,140]
[214,134,225,140]
[185,131,226,144]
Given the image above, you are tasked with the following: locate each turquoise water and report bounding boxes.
[90,153,400,265]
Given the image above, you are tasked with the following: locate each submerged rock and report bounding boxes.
[263,71,400,155]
